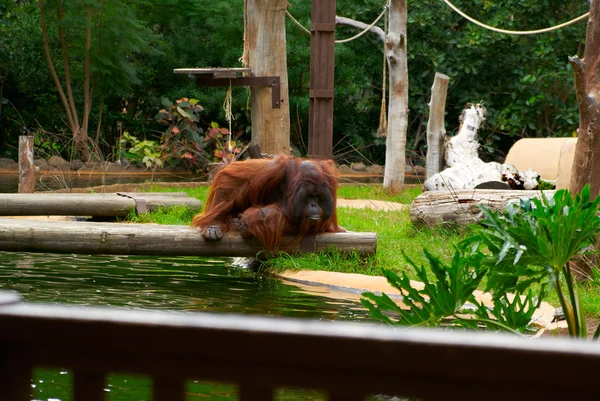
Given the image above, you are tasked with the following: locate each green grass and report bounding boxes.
[337,184,422,204]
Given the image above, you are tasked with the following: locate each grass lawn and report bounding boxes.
[133,184,600,325]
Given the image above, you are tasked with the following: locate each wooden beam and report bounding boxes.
[0,193,202,216]
[308,0,336,158]
[0,218,377,256]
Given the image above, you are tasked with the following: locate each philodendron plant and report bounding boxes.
[362,185,600,338]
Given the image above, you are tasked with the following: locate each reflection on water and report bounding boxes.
[0,252,368,319]
[0,252,371,401]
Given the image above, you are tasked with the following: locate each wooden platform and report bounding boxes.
[0,218,377,257]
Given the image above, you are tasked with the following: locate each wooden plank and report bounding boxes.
[173,68,250,77]
[1,303,600,400]
[239,384,273,401]
[73,371,105,401]
[308,0,336,158]
[410,189,556,226]
[0,218,377,256]
[153,377,185,401]
[0,193,202,216]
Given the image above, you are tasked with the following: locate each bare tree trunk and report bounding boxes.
[38,0,75,132]
[426,73,450,179]
[569,0,600,197]
[76,5,93,163]
[244,0,290,156]
[335,6,408,192]
[383,0,408,192]
[39,0,91,163]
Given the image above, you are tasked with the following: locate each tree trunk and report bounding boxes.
[426,73,450,179]
[244,0,290,156]
[383,0,408,193]
[569,0,600,197]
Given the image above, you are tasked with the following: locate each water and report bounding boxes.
[0,252,371,400]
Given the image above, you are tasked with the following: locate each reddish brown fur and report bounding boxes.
[191,155,344,251]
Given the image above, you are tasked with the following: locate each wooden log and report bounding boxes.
[0,219,377,257]
[426,73,450,180]
[18,136,35,193]
[0,193,202,216]
[410,189,556,226]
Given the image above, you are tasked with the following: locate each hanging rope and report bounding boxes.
[223,81,234,152]
[441,0,588,35]
[286,10,311,35]
[377,5,388,138]
[239,0,249,67]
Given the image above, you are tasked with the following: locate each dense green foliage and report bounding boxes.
[0,0,588,164]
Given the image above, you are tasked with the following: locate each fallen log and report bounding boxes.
[0,193,202,217]
[0,219,377,257]
[410,189,556,226]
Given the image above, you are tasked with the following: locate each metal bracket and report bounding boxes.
[195,76,281,108]
[117,192,148,214]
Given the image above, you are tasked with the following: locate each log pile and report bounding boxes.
[410,189,556,226]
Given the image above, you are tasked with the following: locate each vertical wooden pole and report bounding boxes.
[307,0,336,159]
[426,72,450,179]
[245,0,291,156]
[18,135,36,193]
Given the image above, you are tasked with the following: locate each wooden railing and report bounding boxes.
[1,290,600,401]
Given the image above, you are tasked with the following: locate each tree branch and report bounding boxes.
[569,56,587,110]
[335,16,385,42]
[82,5,92,136]
[38,0,75,132]
[56,0,79,130]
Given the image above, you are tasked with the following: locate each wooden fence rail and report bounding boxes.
[1,291,600,400]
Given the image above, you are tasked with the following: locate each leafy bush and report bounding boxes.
[155,97,209,171]
[119,132,162,169]
[363,186,600,338]
[205,122,246,163]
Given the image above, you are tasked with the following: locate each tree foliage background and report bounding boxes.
[0,0,588,165]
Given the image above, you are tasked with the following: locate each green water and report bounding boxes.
[0,251,370,400]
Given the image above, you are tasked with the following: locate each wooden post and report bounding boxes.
[245,0,290,156]
[426,73,450,179]
[308,0,336,159]
[18,136,35,193]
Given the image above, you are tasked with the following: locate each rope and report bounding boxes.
[377,6,388,138]
[223,81,234,152]
[286,10,311,35]
[441,0,589,35]
[335,4,388,44]
[286,3,389,44]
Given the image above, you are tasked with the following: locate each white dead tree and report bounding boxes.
[423,103,543,192]
[336,0,408,192]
